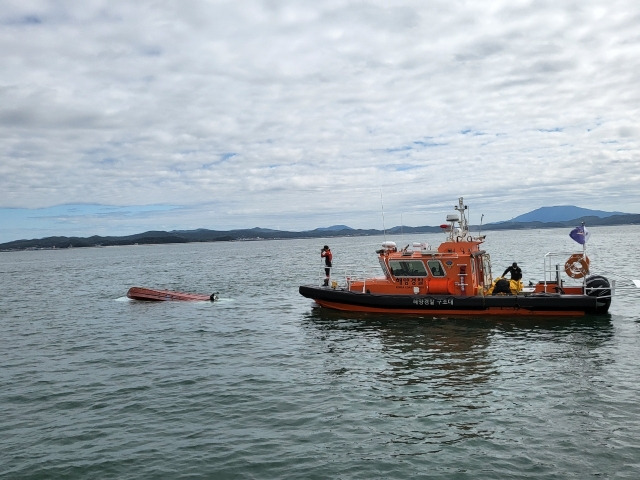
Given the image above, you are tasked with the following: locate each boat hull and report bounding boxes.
[299,285,610,316]
[127,286,215,302]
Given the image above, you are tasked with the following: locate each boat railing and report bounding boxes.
[319,264,384,291]
[541,251,593,293]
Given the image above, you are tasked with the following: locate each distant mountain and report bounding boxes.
[313,225,354,232]
[509,206,627,223]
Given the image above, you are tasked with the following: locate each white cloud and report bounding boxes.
[1,0,639,243]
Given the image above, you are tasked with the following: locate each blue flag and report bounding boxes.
[569,225,590,245]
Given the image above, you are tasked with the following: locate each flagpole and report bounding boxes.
[569,222,590,280]
[582,222,589,282]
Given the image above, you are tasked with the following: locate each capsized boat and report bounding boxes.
[299,197,614,316]
[127,286,218,302]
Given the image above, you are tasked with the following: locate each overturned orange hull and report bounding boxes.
[127,286,216,302]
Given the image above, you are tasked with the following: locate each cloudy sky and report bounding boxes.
[1,0,639,243]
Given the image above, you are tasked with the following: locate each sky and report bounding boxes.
[1,0,639,243]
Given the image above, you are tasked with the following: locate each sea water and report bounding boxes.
[1,226,640,479]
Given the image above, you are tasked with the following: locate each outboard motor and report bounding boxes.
[585,275,612,313]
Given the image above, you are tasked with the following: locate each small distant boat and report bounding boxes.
[299,197,619,317]
[127,286,218,302]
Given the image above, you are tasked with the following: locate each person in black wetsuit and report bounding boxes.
[502,262,522,281]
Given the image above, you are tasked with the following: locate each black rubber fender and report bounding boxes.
[585,275,612,313]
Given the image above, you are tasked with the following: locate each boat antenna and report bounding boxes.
[480,213,484,236]
[455,197,469,236]
[380,188,387,240]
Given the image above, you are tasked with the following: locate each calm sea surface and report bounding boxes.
[1,226,640,479]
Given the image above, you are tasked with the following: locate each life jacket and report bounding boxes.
[487,277,523,295]
[322,250,332,266]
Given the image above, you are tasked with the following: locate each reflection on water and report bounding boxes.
[303,306,614,392]
[302,307,617,451]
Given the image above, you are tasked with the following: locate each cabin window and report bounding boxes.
[389,260,427,277]
[481,254,493,285]
[427,260,445,277]
[379,258,391,278]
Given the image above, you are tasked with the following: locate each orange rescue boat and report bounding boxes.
[299,197,613,316]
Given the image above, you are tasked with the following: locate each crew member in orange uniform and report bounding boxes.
[321,245,333,286]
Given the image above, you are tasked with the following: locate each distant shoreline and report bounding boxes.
[2,213,639,252]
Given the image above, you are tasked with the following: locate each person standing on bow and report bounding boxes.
[502,262,522,281]
[321,245,333,286]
